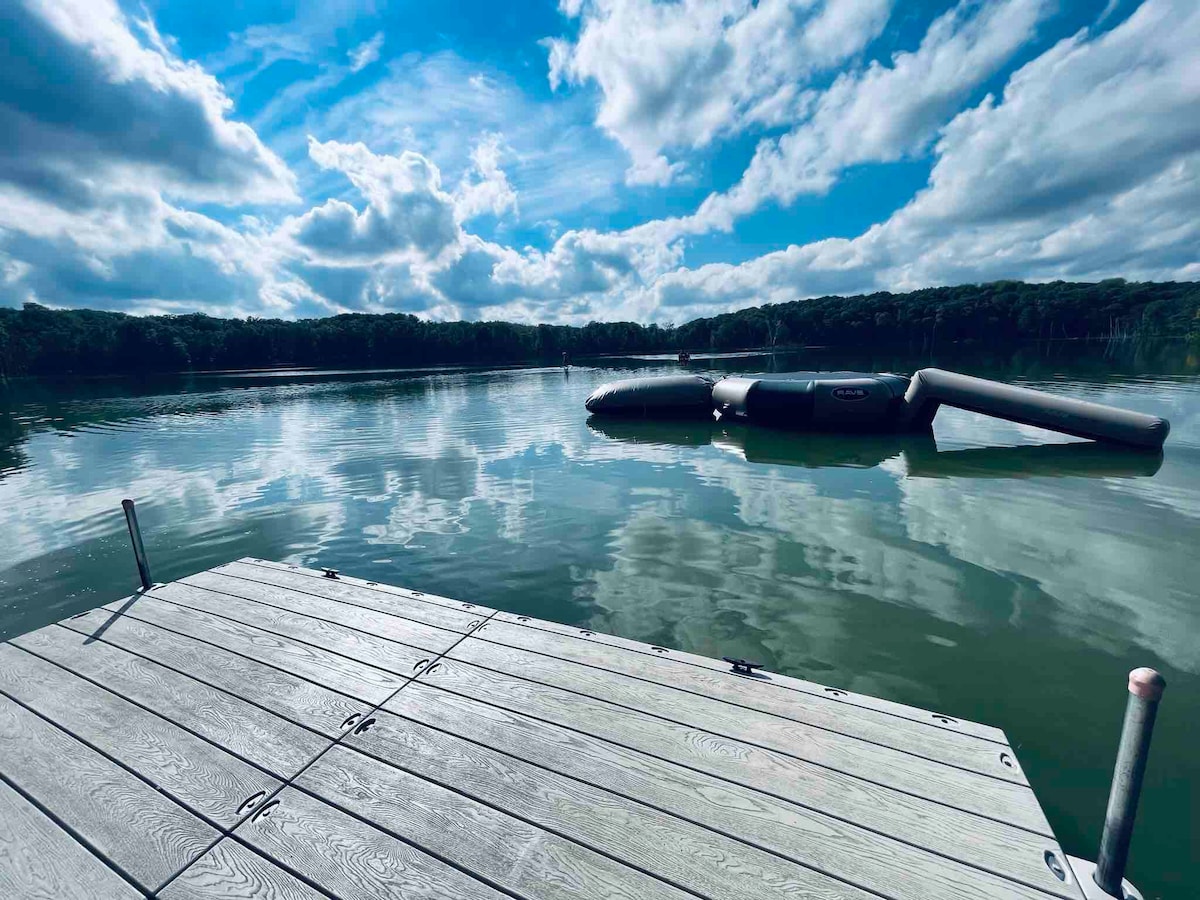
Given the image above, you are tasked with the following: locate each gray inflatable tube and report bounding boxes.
[902,368,1169,449]
[585,368,1169,449]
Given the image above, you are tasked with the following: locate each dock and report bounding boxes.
[1,557,1088,899]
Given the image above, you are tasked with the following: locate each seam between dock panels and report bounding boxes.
[64,594,885,900]
[0,635,433,898]
[84,578,1060,892]
[381,680,1075,900]
[135,578,1026,792]
[134,572,1042,837]
[148,607,510,899]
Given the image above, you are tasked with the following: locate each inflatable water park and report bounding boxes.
[585,368,1170,449]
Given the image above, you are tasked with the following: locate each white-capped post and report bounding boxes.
[1094,668,1165,897]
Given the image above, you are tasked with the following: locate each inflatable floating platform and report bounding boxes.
[584,368,1170,450]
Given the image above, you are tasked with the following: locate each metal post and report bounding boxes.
[1094,667,1165,897]
[121,499,153,591]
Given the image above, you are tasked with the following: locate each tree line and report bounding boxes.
[1,279,1196,377]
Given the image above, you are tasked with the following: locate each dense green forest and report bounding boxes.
[1,279,1197,377]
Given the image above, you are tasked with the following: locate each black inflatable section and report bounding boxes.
[712,372,911,430]
[584,368,1170,449]
[584,374,715,416]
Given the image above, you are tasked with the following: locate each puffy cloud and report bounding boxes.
[281,135,670,317]
[300,51,627,226]
[290,138,460,263]
[703,0,1049,225]
[625,0,1049,240]
[632,0,1200,321]
[0,0,296,209]
[1,0,1195,325]
[454,135,519,222]
[0,190,304,315]
[898,0,1200,233]
[547,0,892,183]
[0,0,304,315]
[430,227,682,318]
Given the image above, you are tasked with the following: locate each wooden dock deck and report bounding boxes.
[1,558,1087,899]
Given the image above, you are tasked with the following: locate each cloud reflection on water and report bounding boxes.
[0,362,1196,687]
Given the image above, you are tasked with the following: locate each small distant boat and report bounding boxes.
[584,368,1170,449]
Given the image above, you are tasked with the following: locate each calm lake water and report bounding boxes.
[2,341,1197,897]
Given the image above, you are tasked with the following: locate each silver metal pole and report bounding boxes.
[1094,667,1165,897]
[121,499,153,591]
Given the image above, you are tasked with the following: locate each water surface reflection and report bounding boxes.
[0,345,1197,895]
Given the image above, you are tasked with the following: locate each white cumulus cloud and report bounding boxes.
[289,137,461,263]
[1,0,297,209]
[633,0,1200,321]
[454,134,519,221]
[546,0,893,184]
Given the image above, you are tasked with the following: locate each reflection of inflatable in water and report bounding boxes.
[586,417,1164,479]
[584,368,1170,450]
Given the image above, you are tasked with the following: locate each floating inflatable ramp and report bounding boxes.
[585,368,1169,449]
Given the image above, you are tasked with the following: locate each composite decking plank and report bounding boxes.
[491,610,1006,743]
[0,644,279,830]
[474,620,1018,778]
[13,558,1082,900]
[146,582,457,671]
[183,571,476,646]
[239,558,494,617]
[234,786,510,900]
[12,625,330,780]
[60,612,369,739]
[0,779,144,900]
[340,714,875,900]
[0,695,215,894]
[209,562,482,633]
[100,596,406,704]
[384,681,1076,900]
[418,656,1052,837]
[160,841,329,900]
[303,745,703,900]
[448,638,1041,822]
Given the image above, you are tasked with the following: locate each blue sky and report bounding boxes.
[0,0,1196,323]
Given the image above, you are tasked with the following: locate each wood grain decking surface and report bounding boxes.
[0,559,1086,899]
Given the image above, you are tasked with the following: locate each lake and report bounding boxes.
[2,341,1197,897]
